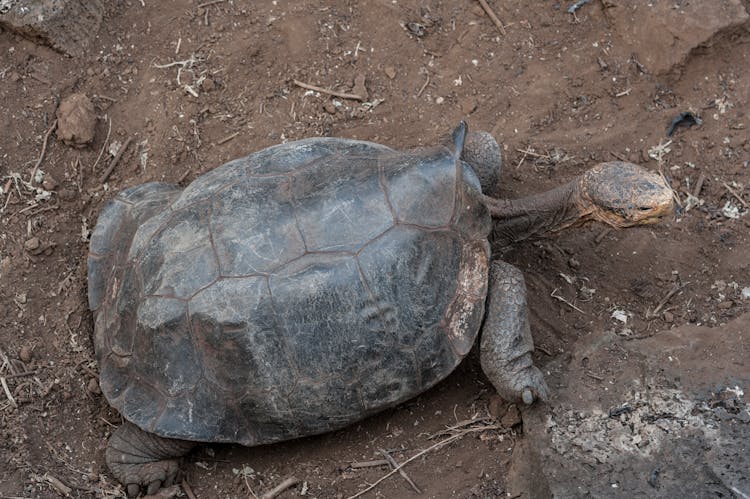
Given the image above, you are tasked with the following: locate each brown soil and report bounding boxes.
[1,1,749,497]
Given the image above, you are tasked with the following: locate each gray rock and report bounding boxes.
[515,315,750,497]
[0,0,107,57]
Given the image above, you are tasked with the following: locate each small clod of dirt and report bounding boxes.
[55,93,97,147]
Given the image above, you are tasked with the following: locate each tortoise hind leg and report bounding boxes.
[479,260,549,405]
[106,422,194,497]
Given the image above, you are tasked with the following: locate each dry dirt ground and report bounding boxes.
[1,0,749,498]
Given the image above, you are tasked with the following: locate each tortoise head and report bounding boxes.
[579,161,674,227]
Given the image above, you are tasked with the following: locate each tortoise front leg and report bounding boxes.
[480,260,549,405]
[106,422,195,497]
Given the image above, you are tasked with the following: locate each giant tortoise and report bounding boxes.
[87,122,673,495]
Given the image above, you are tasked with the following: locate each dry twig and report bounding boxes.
[350,459,389,469]
[476,0,507,35]
[609,150,628,162]
[99,137,133,184]
[723,182,749,209]
[294,80,366,101]
[416,74,431,97]
[198,0,225,7]
[261,476,300,499]
[649,283,686,318]
[3,370,38,380]
[181,480,198,499]
[1,377,17,408]
[216,131,240,145]
[693,174,706,198]
[347,424,501,499]
[92,117,112,173]
[43,474,72,497]
[29,120,58,184]
[551,288,586,314]
[594,228,611,244]
[380,448,421,493]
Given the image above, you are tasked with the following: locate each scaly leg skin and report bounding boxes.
[463,130,502,196]
[480,260,550,405]
[106,422,195,497]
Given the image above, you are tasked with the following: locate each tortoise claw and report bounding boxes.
[522,388,534,405]
[147,479,162,495]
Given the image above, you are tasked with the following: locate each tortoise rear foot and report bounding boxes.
[106,422,194,497]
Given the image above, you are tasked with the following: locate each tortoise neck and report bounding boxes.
[483,178,594,247]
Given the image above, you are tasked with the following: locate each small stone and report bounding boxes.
[663,311,674,323]
[435,96,445,105]
[87,378,101,395]
[501,404,522,427]
[568,257,580,269]
[24,237,40,251]
[384,66,396,79]
[19,345,32,363]
[323,100,337,114]
[352,73,368,100]
[8,71,21,83]
[488,394,506,419]
[406,22,426,37]
[56,93,97,147]
[200,77,216,92]
[42,175,58,191]
[718,300,734,310]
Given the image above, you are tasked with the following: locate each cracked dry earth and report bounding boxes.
[1,0,750,497]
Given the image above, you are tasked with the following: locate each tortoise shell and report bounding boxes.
[88,124,492,444]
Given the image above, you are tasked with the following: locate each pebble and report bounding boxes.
[19,345,33,363]
[663,311,674,323]
[323,100,337,114]
[384,66,397,79]
[200,77,216,92]
[568,257,581,269]
[718,300,734,310]
[24,237,40,251]
[87,378,101,395]
[42,175,59,191]
[56,93,97,147]
[352,73,368,100]
[488,394,505,419]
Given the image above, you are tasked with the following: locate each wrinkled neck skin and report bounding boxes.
[484,178,594,248]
